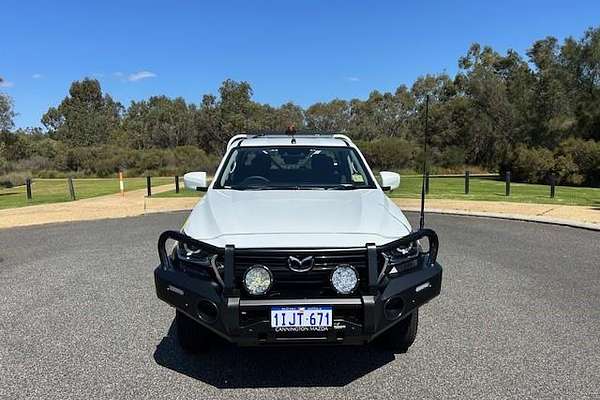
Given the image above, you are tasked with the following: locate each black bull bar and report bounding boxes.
[155,229,442,345]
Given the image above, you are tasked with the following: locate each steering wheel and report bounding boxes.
[240,176,271,185]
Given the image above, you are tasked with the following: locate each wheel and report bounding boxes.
[375,309,419,353]
[175,310,214,353]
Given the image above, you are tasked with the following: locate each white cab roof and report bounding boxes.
[229,134,353,149]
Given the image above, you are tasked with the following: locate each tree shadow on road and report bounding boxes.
[153,319,396,388]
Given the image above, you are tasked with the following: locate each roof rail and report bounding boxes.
[226,132,354,149]
[226,134,248,150]
[332,134,353,146]
[240,130,348,137]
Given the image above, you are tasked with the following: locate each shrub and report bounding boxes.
[437,146,466,168]
[173,145,218,174]
[511,145,555,183]
[357,138,415,171]
[555,138,600,186]
[12,156,53,172]
[0,171,31,188]
[30,138,60,159]
[553,154,584,185]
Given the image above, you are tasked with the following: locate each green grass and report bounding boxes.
[151,176,600,207]
[0,177,173,210]
[153,187,203,198]
[5,176,596,209]
[388,176,600,207]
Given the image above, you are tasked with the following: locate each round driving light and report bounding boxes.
[331,265,359,295]
[243,265,273,296]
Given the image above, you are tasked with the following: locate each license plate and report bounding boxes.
[270,306,332,328]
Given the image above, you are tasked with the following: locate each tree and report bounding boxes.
[305,99,351,132]
[0,93,15,132]
[41,78,123,146]
[561,28,600,141]
[195,79,306,154]
[349,86,415,140]
[123,96,196,149]
[9,25,599,186]
[455,45,519,167]
[194,79,256,154]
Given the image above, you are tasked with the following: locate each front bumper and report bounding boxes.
[154,260,442,345]
[154,228,443,346]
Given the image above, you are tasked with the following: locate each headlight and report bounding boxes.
[382,240,421,275]
[331,265,359,295]
[243,265,273,296]
[387,241,419,258]
[177,242,217,267]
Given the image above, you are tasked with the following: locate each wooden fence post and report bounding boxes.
[68,177,76,201]
[550,174,556,198]
[25,178,32,200]
[175,176,180,193]
[505,171,511,196]
[146,176,152,197]
[465,170,470,194]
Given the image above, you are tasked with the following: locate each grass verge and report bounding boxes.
[153,188,203,198]
[0,177,173,210]
[151,177,600,207]
[388,177,600,207]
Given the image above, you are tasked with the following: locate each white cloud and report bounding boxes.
[113,72,124,78]
[0,80,14,88]
[345,76,360,82]
[127,71,157,82]
[32,73,43,79]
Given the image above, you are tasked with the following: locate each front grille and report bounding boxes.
[234,251,368,299]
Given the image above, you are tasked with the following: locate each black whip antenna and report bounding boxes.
[419,95,429,230]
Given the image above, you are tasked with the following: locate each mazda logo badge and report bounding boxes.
[287,256,314,272]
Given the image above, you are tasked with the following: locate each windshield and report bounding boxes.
[214,146,377,190]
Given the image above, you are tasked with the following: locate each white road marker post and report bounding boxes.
[119,171,124,197]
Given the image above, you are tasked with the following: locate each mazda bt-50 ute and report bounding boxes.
[154,132,442,352]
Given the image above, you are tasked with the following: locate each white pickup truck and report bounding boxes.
[154,132,442,352]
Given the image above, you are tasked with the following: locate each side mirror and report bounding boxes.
[380,171,400,191]
[183,171,208,192]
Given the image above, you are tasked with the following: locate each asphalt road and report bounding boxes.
[1,212,599,399]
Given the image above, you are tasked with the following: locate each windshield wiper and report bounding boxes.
[325,184,360,190]
[226,185,259,190]
[227,185,301,190]
[226,185,358,191]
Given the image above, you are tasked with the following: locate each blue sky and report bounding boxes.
[1,0,599,128]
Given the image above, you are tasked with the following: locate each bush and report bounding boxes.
[509,141,600,186]
[0,171,31,188]
[137,148,171,173]
[553,154,583,185]
[33,170,88,179]
[555,138,600,186]
[437,146,466,168]
[173,145,218,175]
[12,156,53,172]
[511,145,555,183]
[357,138,415,171]
[30,137,60,159]
[0,142,7,175]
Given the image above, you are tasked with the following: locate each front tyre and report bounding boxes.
[375,309,418,353]
[175,310,213,353]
